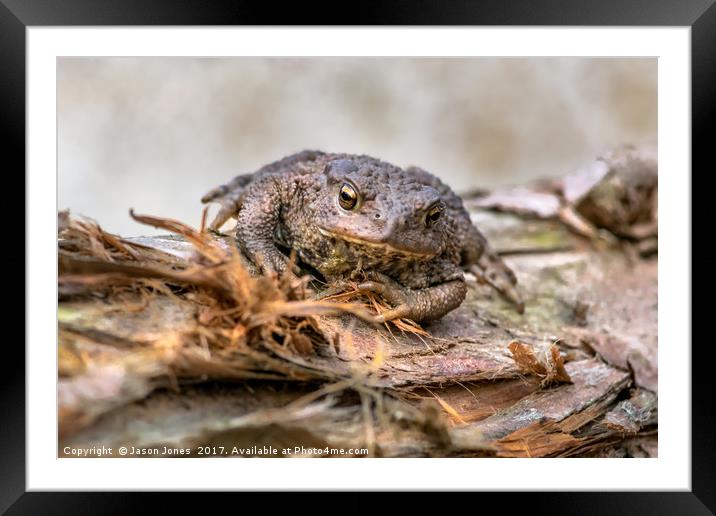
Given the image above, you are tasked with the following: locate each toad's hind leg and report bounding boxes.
[461,223,525,313]
[201,173,255,231]
[356,272,467,323]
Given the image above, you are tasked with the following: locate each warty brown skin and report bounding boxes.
[202,150,523,323]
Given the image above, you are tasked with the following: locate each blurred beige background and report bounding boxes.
[58,57,657,236]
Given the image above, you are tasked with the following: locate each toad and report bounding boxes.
[201,150,523,323]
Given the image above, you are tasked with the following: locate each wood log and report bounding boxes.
[58,149,657,458]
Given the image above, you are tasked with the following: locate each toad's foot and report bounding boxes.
[467,263,525,314]
[466,245,525,314]
[355,271,466,323]
[201,173,255,230]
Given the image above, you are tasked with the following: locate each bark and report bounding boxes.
[57,150,657,458]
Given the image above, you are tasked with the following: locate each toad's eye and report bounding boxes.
[338,183,358,210]
[425,204,444,226]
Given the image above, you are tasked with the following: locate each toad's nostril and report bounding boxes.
[375,213,381,219]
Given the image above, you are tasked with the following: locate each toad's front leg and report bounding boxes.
[356,272,467,323]
[234,176,291,275]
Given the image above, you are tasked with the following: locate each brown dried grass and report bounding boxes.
[57,210,428,434]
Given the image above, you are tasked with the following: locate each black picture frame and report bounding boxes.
[3,0,708,513]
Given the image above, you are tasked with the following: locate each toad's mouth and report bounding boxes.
[317,226,438,257]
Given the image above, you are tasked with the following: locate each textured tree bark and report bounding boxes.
[58,149,657,458]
